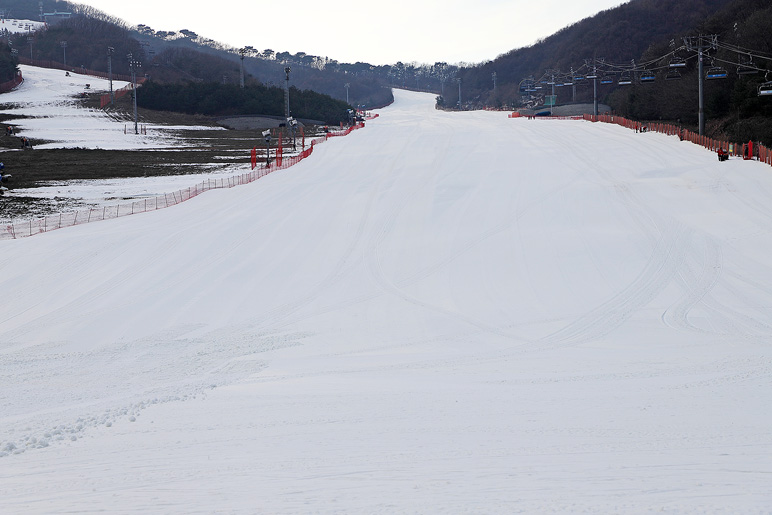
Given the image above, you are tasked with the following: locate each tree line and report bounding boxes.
[10,15,146,76]
[0,41,18,82]
[137,81,353,124]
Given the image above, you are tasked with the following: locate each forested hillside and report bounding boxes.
[455,0,731,107]
[129,30,393,109]
[0,0,393,111]
[450,0,772,143]
[606,0,772,143]
[138,81,352,124]
[0,41,18,82]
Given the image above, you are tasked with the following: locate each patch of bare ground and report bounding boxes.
[0,93,323,221]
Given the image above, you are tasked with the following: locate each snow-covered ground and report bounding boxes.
[1,88,772,513]
[1,65,222,150]
[0,18,45,35]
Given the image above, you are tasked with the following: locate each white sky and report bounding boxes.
[77,0,626,65]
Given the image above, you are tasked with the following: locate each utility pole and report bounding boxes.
[492,71,497,91]
[284,66,291,119]
[128,53,141,135]
[239,48,246,89]
[551,72,556,116]
[456,77,462,109]
[684,35,718,136]
[60,41,67,68]
[571,67,577,103]
[593,64,598,117]
[27,36,33,60]
[589,58,605,117]
[107,46,114,105]
[344,82,350,104]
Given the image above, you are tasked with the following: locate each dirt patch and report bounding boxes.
[0,93,327,221]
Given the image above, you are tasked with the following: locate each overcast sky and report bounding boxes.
[78,0,626,65]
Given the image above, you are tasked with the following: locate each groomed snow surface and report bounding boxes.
[1,88,772,513]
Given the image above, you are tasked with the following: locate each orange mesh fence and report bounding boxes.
[0,122,367,240]
[581,114,770,166]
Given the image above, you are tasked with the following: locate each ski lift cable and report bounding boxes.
[637,54,672,68]
[714,45,772,65]
[715,41,772,61]
[533,43,772,88]
[647,63,673,72]
[713,55,769,73]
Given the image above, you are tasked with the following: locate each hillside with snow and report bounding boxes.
[1,64,219,150]
[1,80,772,513]
[0,18,45,35]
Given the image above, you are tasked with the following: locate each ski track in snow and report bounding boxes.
[1,69,772,513]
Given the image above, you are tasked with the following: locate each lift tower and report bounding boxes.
[684,35,718,136]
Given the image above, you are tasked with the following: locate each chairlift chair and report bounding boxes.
[586,72,598,79]
[640,71,656,83]
[666,69,682,80]
[519,79,536,93]
[759,74,772,97]
[706,61,728,79]
[600,75,614,85]
[669,57,687,68]
[618,73,632,85]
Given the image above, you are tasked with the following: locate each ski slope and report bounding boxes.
[1,65,219,150]
[1,89,772,513]
[0,19,45,35]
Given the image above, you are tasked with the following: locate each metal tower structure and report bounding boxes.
[284,67,291,119]
[128,53,141,135]
[239,48,246,89]
[684,35,718,136]
[107,47,114,105]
